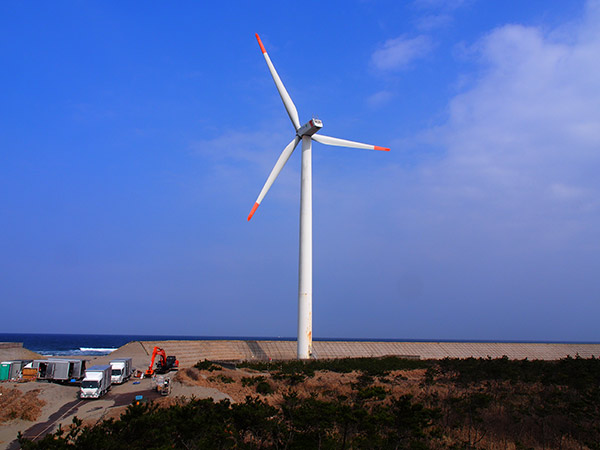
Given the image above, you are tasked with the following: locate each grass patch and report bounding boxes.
[239,356,430,377]
[194,359,223,372]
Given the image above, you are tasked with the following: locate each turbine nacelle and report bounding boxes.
[297,118,323,137]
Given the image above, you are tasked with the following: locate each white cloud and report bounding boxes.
[550,183,586,201]
[189,126,302,207]
[412,0,470,30]
[438,4,600,239]
[416,14,452,31]
[371,35,433,71]
[367,90,394,108]
[331,1,600,339]
[438,17,600,203]
[412,0,467,10]
[190,128,291,170]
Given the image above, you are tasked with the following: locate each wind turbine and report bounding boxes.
[248,34,389,359]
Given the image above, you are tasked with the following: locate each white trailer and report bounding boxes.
[80,365,112,399]
[110,358,133,384]
[32,360,55,381]
[49,359,86,382]
[31,359,86,383]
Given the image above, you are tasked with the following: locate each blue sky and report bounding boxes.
[2,1,599,341]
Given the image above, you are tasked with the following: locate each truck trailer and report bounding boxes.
[110,358,133,384]
[32,359,87,383]
[49,359,86,382]
[32,360,55,381]
[80,365,112,399]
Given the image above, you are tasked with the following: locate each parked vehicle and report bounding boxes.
[32,360,55,381]
[80,365,112,399]
[49,359,86,382]
[144,347,178,377]
[31,359,86,383]
[110,358,133,384]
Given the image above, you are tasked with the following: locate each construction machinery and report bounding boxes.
[154,374,172,396]
[144,347,178,377]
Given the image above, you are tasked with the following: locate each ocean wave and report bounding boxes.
[79,347,118,353]
[37,347,117,356]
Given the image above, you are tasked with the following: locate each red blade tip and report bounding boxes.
[374,146,390,151]
[255,34,266,54]
[247,202,260,221]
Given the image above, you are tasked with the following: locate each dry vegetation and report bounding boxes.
[174,358,600,450]
[0,386,46,423]
[18,356,600,449]
[175,366,427,406]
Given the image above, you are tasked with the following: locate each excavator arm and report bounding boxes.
[145,347,167,377]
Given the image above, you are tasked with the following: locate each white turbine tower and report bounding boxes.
[248,34,389,359]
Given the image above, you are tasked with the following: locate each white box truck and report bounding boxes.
[110,358,133,384]
[80,365,112,399]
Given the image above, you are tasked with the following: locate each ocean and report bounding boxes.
[0,333,286,357]
[2,333,594,357]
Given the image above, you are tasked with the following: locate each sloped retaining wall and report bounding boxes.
[0,342,23,349]
[109,340,600,368]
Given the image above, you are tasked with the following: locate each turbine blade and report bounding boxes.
[248,136,301,221]
[312,134,390,151]
[255,34,301,130]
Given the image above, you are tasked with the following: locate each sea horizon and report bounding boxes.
[1,332,599,357]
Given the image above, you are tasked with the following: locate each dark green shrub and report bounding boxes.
[241,376,263,387]
[194,359,222,371]
[357,386,387,400]
[209,374,234,384]
[256,380,274,395]
[17,356,600,450]
[239,356,429,376]
[218,375,234,384]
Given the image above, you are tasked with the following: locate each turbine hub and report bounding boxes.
[297,118,323,137]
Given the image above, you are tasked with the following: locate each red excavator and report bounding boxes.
[144,347,179,377]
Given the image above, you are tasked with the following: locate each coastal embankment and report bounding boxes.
[0,342,41,362]
[95,339,600,368]
[3,339,600,370]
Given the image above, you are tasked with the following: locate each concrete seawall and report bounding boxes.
[104,340,600,369]
[0,342,23,349]
[0,342,42,361]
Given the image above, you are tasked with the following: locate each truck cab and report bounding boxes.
[80,365,112,399]
[110,358,133,384]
